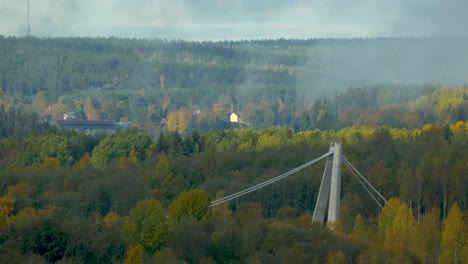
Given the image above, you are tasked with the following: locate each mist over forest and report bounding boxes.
[0,25,468,264]
[2,36,468,98]
[1,36,468,132]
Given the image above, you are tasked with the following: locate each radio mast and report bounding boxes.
[27,0,31,36]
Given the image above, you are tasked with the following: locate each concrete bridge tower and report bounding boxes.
[312,142,342,224]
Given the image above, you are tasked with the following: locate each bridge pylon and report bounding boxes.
[312,142,342,225]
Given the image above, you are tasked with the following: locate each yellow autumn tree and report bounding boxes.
[49,99,67,121]
[167,111,178,131]
[383,202,417,261]
[327,251,346,264]
[177,108,190,133]
[415,207,440,263]
[72,152,92,171]
[169,189,210,222]
[167,108,190,133]
[124,244,144,264]
[128,148,138,164]
[10,207,48,225]
[439,204,466,264]
[39,156,61,171]
[152,248,184,263]
[161,96,171,111]
[0,194,15,231]
[351,214,382,263]
[378,198,405,242]
[103,211,122,226]
[5,183,32,211]
[351,214,375,246]
[211,190,232,221]
[84,98,99,120]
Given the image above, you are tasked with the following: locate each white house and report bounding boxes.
[230,113,239,123]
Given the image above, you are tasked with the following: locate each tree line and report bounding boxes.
[2,82,468,133]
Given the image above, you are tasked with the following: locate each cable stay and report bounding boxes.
[209,144,389,228]
[341,155,388,208]
[209,150,334,207]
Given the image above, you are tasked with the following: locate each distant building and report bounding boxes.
[230,112,239,123]
[63,113,77,120]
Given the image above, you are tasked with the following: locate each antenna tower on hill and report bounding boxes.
[27,0,31,36]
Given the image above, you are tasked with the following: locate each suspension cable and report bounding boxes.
[341,155,388,204]
[210,150,334,207]
[343,158,383,209]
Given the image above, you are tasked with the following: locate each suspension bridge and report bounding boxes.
[209,142,387,226]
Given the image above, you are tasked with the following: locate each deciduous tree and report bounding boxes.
[124,244,144,264]
[121,199,171,254]
[169,189,210,222]
[383,202,417,258]
[439,204,466,264]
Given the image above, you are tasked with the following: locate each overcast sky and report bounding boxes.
[1,0,466,40]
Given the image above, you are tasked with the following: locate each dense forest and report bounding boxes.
[1,36,468,131]
[0,36,467,263]
[0,117,467,263]
[2,37,468,98]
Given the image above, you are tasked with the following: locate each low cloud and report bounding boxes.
[0,0,466,39]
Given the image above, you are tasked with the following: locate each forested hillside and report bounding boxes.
[2,37,468,98]
[0,36,467,263]
[1,36,468,131]
[0,120,467,263]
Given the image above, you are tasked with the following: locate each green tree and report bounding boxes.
[32,219,68,262]
[50,98,67,121]
[147,153,173,203]
[32,91,49,114]
[167,218,210,263]
[121,199,171,254]
[91,130,151,167]
[210,224,242,264]
[169,189,210,222]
